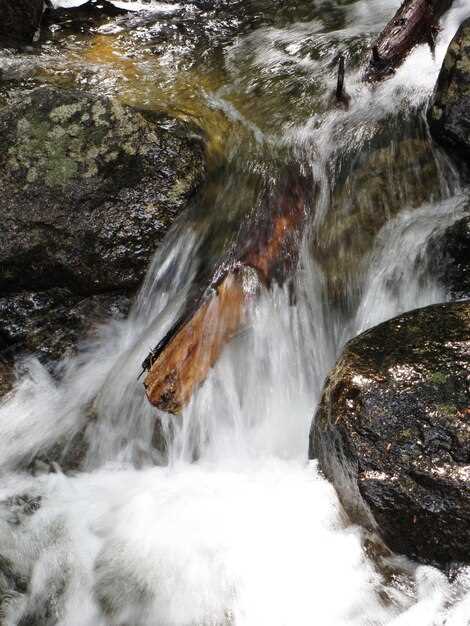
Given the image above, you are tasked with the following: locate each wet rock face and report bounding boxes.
[316,114,442,307]
[0,289,132,362]
[428,215,470,300]
[0,85,205,398]
[428,18,470,164]
[0,288,131,416]
[0,85,205,295]
[0,362,13,399]
[0,0,45,48]
[310,301,470,566]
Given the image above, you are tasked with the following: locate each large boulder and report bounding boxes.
[0,85,205,295]
[0,0,45,48]
[310,301,470,566]
[428,18,470,162]
[0,85,205,397]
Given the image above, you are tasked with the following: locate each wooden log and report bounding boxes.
[333,54,351,109]
[143,166,312,414]
[241,168,310,284]
[143,268,251,414]
[363,0,454,82]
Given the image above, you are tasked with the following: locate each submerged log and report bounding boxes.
[363,0,454,82]
[143,166,313,414]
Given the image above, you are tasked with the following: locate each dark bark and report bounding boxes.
[334,54,351,109]
[363,0,454,82]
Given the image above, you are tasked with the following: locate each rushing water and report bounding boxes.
[2,1,470,624]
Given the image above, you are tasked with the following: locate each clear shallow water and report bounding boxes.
[2,1,470,624]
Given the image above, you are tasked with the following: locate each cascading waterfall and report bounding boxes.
[2,1,470,625]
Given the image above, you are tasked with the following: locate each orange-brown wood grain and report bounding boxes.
[144,271,247,413]
[144,166,312,414]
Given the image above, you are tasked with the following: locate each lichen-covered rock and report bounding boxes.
[0,85,205,295]
[428,18,470,162]
[0,0,45,48]
[310,301,470,566]
[0,85,205,400]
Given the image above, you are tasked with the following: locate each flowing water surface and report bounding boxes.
[2,1,470,624]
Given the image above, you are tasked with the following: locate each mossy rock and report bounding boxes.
[0,85,206,296]
[310,300,470,566]
[0,85,205,403]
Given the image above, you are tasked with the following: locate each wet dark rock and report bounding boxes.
[0,289,131,405]
[0,0,45,49]
[30,422,92,474]
[43,0,127,35]
[0,85,205,296]
[428,215,470,299]
[0,289,78,353]
[115,0,325,71]
[51,0,126,15]
[428,18,470,165]
[310,301,470,566]
[0,290,131,362]
[0,84,205,399]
